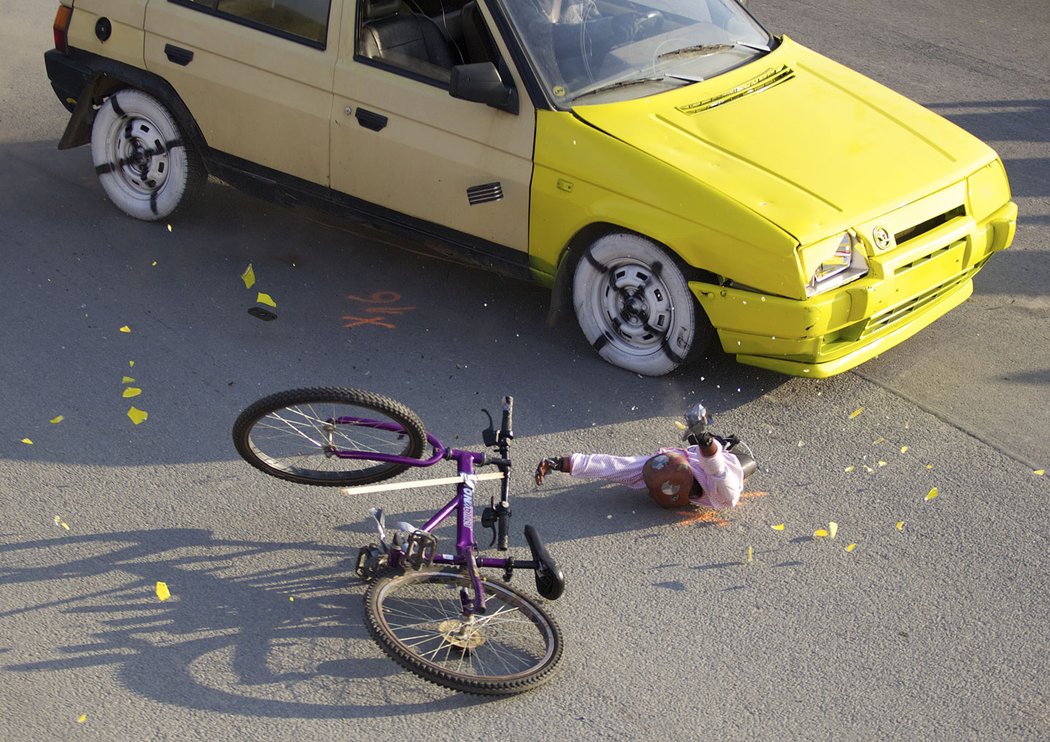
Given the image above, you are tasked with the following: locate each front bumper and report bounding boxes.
[692,200,1017,378]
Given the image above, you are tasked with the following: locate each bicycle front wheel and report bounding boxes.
[364,569,562,695]
[232,388,427,486]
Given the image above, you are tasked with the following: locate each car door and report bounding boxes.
[330,0,534,258]
[143,0,341,186]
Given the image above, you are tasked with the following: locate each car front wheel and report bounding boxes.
[90,89,205,221]
[572,233,711,376]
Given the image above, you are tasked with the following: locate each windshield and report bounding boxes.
[499,0,773,106]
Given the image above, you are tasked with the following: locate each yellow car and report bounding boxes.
[45,0,1016,377]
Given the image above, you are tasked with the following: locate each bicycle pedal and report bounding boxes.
[355,544,388,581]
[404,530,437,571]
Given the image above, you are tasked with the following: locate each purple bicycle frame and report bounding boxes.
[334,417,529,614]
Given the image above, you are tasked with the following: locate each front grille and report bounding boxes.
[860,255,984,339]
[894,205,965,246]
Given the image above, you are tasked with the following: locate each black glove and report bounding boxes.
[687,429,713,447]
[535,457,565,486]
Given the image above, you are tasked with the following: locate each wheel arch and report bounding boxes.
[545,221,719,327]
[58,52,208,160]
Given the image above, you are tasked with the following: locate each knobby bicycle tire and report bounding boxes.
[364,568,562,695]
[232,387,427,486]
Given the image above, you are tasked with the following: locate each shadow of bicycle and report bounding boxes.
[0,528,493,718]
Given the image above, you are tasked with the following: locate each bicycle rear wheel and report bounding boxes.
[232,388,427,486]
[364,568,562,695]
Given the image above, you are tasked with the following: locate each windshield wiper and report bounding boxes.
[571,75,671,101]
[657,41,769,60]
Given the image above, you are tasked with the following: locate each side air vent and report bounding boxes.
[467,182,504,205]
[676,66,795,116]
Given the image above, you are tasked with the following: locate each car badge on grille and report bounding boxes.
[872,226,893,251]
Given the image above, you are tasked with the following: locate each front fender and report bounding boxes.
[530,110,801,301]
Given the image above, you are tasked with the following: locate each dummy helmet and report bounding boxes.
[642,450,696,508]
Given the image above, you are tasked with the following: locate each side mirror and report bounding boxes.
[449,62,518,114]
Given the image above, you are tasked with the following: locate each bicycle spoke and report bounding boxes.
[235,391,426,484]
[370,572,557,686]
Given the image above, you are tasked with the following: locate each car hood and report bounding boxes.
[571,37,995,246]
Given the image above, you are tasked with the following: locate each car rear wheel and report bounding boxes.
[90,89,205,221]
[572,233,711,376]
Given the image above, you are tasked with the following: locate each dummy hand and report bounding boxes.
[534,457,564,486]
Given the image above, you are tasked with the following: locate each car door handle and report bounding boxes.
[355,108,388,132]
[165,44,194,66]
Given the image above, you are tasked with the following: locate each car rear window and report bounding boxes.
[175,0,331,46]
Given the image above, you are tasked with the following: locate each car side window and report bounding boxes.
[172,0,331,47]
[356,0,500,86]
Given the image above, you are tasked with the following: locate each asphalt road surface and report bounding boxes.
[1,1,1047,740]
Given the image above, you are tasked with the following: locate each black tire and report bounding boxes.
[232,388,427,486]
[90,89,206,221]
[573,232,712,376]
[364,569,562,695]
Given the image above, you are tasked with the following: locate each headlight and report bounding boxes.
[800,232,868,297]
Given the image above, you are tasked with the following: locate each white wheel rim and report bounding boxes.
[591,258,677,358]
[107,115,171,197]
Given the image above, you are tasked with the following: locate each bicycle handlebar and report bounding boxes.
[500,396,514,441]
[497,395,513,550]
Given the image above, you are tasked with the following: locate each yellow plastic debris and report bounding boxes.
[828,522,839,539]
[129,360,135,368]
[771,523,785,531]
[127,406,149,425]
[1035,470,1045,476]
[257,292,277,308]
[53,515,70,530]
[896,521,905,531]
[846,543,857,553]
[925,487,939,501]
[119,325,131,333]
[156,582,171,601]
[844,465,855,473]
[849,407,864,419]
[900,446,909,453]
[122,376,136,384]
[746,545,754,563]
[77,714,87,724]
[241,263,256,289]
[21,438,33,445]
[814,529,828,538]
[50,415,64,424]
[122,387,142,398]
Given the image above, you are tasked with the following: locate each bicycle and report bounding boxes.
[232,388,565,696]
